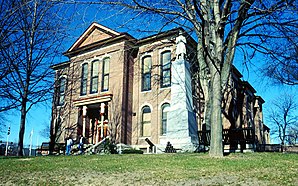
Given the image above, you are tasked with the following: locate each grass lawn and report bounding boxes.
[0,152,297,185]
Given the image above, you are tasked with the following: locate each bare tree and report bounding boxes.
[0,0,67,156]
[269,94,298,152]
[287,125,298,145]
[0,115,9,139]
[0,0,21,112]
[264,27,298,85]
[58,0,297,157]
[39,122,50,140]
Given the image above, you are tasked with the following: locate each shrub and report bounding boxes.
[103,139,118,154]
[122,149,143,154]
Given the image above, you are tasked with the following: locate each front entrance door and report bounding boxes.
[82,102,109,144]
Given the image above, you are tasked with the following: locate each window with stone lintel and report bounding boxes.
[141,56,152,91]
[141,106,151,137]
[160,51,171,88]
[58,77,66,106]
[161,103,170,135]
[80,63,88,96]
[102,57,110,92]
[90,60,99,94]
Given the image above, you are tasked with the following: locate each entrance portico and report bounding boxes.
[74,94,112,144]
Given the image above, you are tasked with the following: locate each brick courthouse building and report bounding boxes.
[50,23,270,153]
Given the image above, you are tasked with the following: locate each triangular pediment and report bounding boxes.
[67,22,120,52]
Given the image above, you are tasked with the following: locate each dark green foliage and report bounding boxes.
[122,149,143,154]
[103,138,118,154]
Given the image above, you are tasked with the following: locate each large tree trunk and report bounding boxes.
[197,44,212,130]
[209,70,223,157]
[17,99,27,156]
[49,113,56,155]
[281,128,286,152]
[204,97,212,130]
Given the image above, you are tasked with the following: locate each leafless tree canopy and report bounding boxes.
[264,32,298,85]
[0,0,68,156]
[269,94,298,151]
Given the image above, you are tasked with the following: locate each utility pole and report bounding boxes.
[5,126,11,156]
[29,129,34,156]
[36,134,39,156]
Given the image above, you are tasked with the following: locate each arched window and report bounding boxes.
[58,77,66,106]
[161,103,170,135]
[160,51,171,88]
[102,57,110,92]
[141,56,152,91]
[90,60,99,94]
[141,106,151,137]
[80,63,88,96]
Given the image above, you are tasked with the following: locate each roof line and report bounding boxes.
[67,22,121,52]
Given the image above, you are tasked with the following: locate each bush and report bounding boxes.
[103,139,118,154]
[122,149,143,154]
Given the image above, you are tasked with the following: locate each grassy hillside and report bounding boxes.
[0,153,297,185]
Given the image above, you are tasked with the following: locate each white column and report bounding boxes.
[100,103,105,139]
[82,106,87,137]
[95,119,99,144]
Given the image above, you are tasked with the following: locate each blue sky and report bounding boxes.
[1,2,297,146]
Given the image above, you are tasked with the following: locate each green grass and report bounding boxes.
[0,153,297,185]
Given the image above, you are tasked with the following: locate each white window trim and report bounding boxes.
[158,100,171,111]
[59,75,67,79]
[139,103,153,113]
[101,55,111,92]
[140,104,153,138]
[159,47,172,55]
[160,102,170,136]
[89,59,100,95]
[56,75,67,107]
[159,49,172,88]
[79,62,89,98]
[159,86,171,91]
[101,54,112,61]
[140,53,153,92]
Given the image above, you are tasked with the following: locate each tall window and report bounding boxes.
[90,60,99,94]
[161,103,170,135]
[102,57,110,92]
[58,77,66,106]
[80,63,88,96]
[246,96,253,128]
[141,106,151,137]
[141,56,152,91]
[161,51,171,88]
